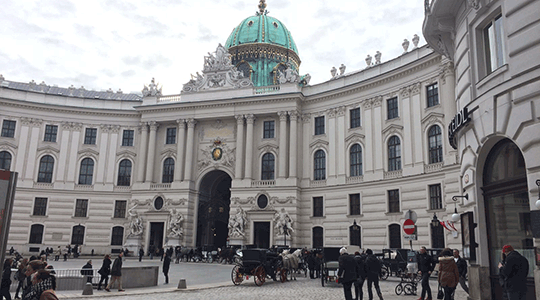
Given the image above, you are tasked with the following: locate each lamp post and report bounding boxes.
[431,213,440,227]
[451,194,469,222]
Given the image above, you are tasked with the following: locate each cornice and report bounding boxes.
[382,124,404,136]
[345,132,366,143]
[37,145,60,154]
[309,139,329,149]
[77,148,99,157]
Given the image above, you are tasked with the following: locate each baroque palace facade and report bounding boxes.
[0,2,463,263]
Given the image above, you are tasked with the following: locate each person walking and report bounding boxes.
[453,249,468,297]
[353,251,367,300]
[163,252,171,284]
[138,248,144,262]
[417,246,435,300]
[80,260,93,283]
[498,244,529,300]
[437,248,459,300]
[14,258,28,299]
[105,252,124,292]
[97,255,111,291]
[1,258,13,300]
[338,247,359,300]
[365,249,383,300]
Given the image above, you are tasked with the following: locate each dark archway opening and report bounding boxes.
[196,170,232,249]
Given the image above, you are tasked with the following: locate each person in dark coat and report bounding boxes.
[338,248,359,300]
[498,244,529,300]
[14,258,28,299]
[97,255,111,290]
[1,258,13,300]
[307,251,317,279]
[453,249,468,296]
[365,249,383,300]
[105,253,124,292]
[354,251,368,300]
[416,246,435,300]
[138,248,144,262]
[163,253,171,284]
[80,260,93,283]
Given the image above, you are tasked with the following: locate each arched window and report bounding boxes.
[37,155,54,183]
[117,159,132,186]
[162,158,175,183]
[312,226,323,248]
[350,144,362,176]
[389,224,402,249]
[261,153,275,180]
[349,224,361,247]
[71,225,85,245]
[0,151,12,170]
[78,158,94,185]
[237,61,252,79]
[313,150,326,180]
[111,226,124,246]
[388,136,401,171]
[29,224,44,244]
[428,125,443,164]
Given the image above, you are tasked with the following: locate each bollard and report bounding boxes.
[177,278,187,289]
[82,282,93,295]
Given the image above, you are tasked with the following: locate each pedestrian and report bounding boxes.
[105,252,125,292]
[163,252,171,284]
[139,248,144,262]
[80,260,93,283]
[354,251,367,300]
[498,244,529,300]
[437,248,459,300]
[453,249,468,297]
[307,251,317,279]
[1,258,13,300]
[338,247,359,300]
[416,246,435,300]
[365,249,384,300]
[9,247,14,255]
[14,258,28,299]
[28,269,58,300]
[22,260,47,299]
[159,247,164,261]
[54,247,61,262]
[97,255,111,290]
[149,245,155,260]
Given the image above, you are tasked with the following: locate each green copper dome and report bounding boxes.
[225,1,301,87]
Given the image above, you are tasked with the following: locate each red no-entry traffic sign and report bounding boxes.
[403,219,415,235]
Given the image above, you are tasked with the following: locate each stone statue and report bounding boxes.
[375,51,382,64]
[142,77,162,97]
[339,64,346,75]
[402,39,410,53]
[277,63,299,84]
[299,73,311,86]
[228,207,247,237]
[273,208,294,235]
[330,66,337,78]
[412,34,420,49]
[167,208,184,238]
[128,204,144,237]
[365,54,372,67]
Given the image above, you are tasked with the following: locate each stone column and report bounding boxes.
[302,114,311,180]
[145,121,158,183]
[235,115,245,180]
[336,107,346,178]
[174,119,186,182]
[289,111,299,178]
[327,109,336,178]
[278,111,288,178]
[244,114,255,180]
[184,119,197,181]
[22,118,42,181]
[136,122,148,183]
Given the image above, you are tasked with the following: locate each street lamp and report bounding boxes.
[431,213,440,227]
[451,194,469,222]
[535,180,540,209]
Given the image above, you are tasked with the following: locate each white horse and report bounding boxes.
[280,249,302,281]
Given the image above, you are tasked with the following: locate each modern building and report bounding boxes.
[424,0,540,299]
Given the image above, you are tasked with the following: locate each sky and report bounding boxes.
[0,0,425,95]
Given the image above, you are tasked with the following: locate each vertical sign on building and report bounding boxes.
[0,171,18,267]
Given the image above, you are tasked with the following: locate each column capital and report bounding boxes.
[289,110,300,121]
[245,114,255,124]
[176,119,186,129]
[186,119,197,128]
[148,121,159,131]
[301,113,311,123]
[278,111,288,121]
[336,106,346,117]
[235,115,245,125]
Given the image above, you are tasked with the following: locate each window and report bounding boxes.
[431,223,445,248]
[349,224,361,247]
[429,184,442,210]
[74,199,89,218]
[114,200,127,218]
[257,195,268,209]
[428,125,443,164]
[388,189,400,213]
[29,224,44,244]
[263,121,275,139]
[122,130,134,146]
[84,128,97,145]
[484,14,505,74]
[261,153,275,180]
[78,158,94,185]
[350,108,361,128]
[349,194,361,215]
[44,125,58,142]
[162,157,175,183]
[166,127,176,144]
[313,150,326,180]
[33,198,48,216]
[0,151,12,170]
[111,226,124,246]
[388,136,401,171]
[117,159,132,186]
[350,144,362,176]
[71,225,85,245]
[387,97,398,119]
[426,83,439,107]
[389,224,402,249]
[312,227,323,248]
[314,116,325,135]
[313,196,323,217]
[37,155,54,183]
[1,120,16,138]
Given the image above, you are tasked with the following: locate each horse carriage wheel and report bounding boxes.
[231,265,243,285]
[253,266,266,286]
[379,264,389,280]
[278,267,287,283]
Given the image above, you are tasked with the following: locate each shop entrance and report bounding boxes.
[253,222,270,249]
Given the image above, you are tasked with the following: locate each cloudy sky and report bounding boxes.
[0,0,425,95]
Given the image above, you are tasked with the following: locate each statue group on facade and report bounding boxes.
[128,204,144,237]
[277,63,300,84]
[167,208,184,238]
[228,207,247,238]
[273,208,294,235]
[142,77,162,97]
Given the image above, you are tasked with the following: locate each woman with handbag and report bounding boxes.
[97,255,111,290]
[437,248,459,300]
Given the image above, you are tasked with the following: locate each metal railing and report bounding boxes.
[9,268,101,292]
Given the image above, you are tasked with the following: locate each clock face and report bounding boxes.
[212,148,223,161]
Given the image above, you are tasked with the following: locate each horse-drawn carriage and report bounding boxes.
[320,247,341,286]
[231,248,286,286]
[377,248,409,280]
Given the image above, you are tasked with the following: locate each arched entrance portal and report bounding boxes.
[196,170,232,249]
[482,139,535,300]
